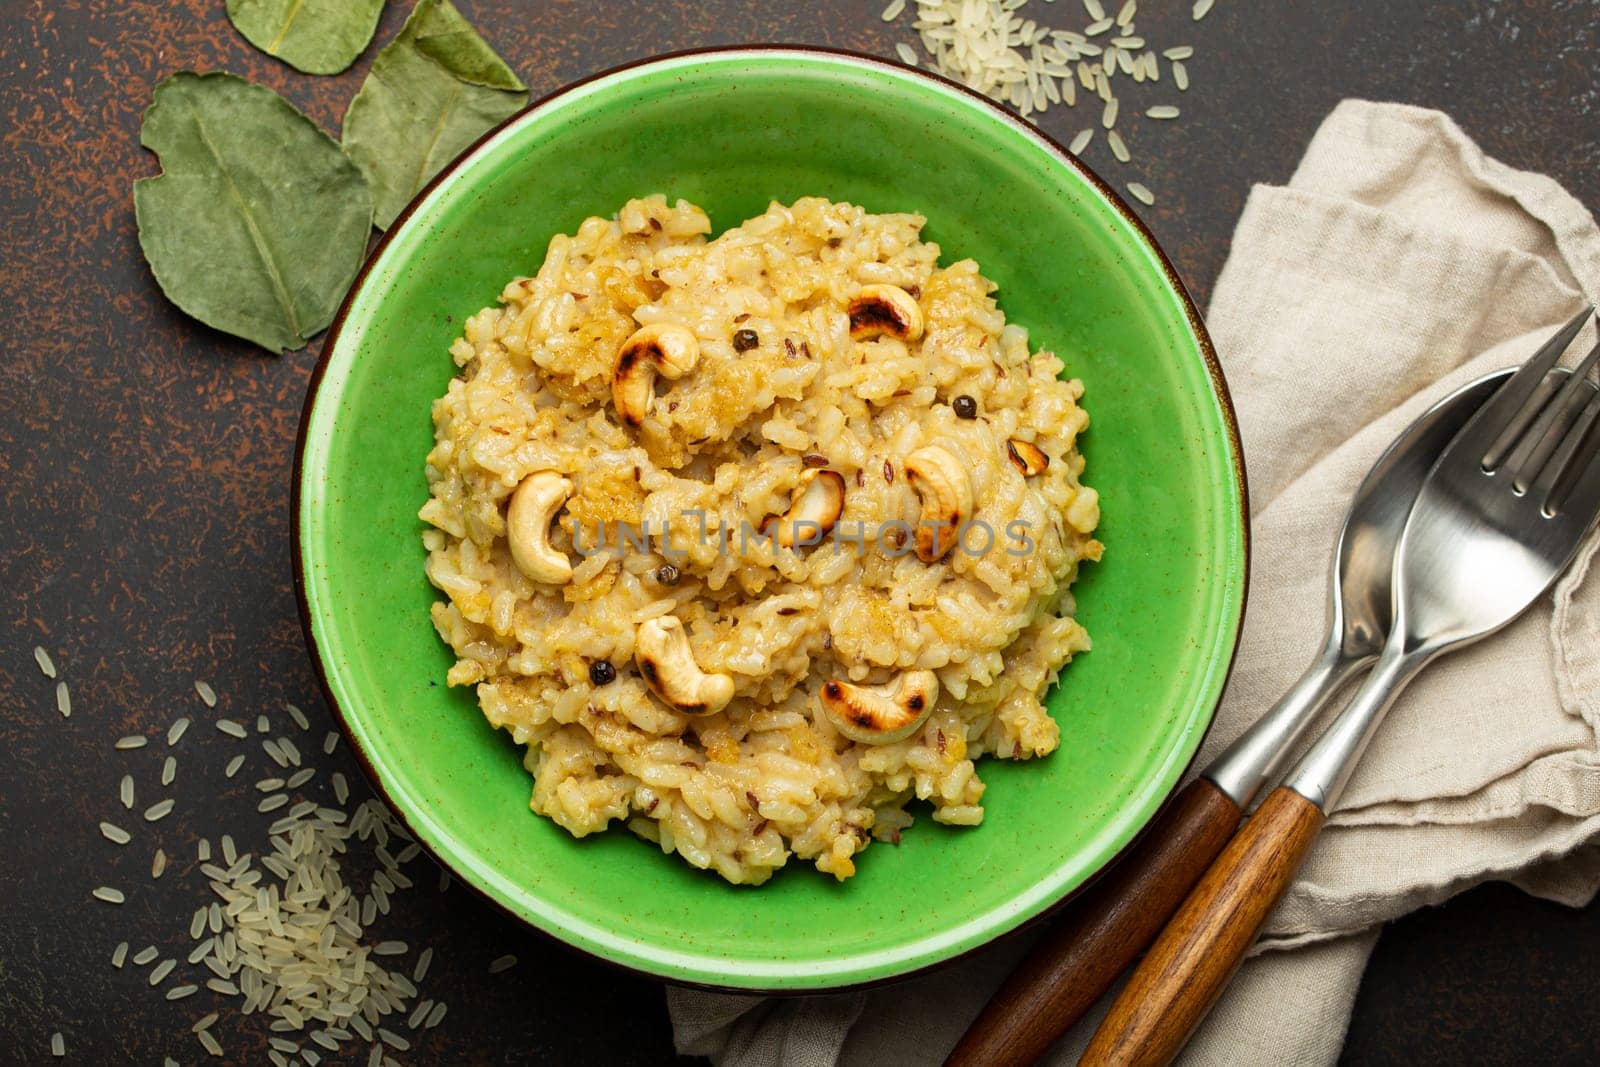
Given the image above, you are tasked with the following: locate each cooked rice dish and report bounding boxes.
[419,196,1102,884]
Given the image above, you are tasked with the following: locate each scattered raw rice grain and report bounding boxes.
[263,738,289,767]
[424,1001,447,1028]
[1173,61,1188,90]
[197,838,211,861]
[880,0,904,20]
[287,767,315,788]
[119,774,134,810]
[152,848,167,879]
[197,1029,223,1057]
[190,906,208,939]
[256,777,286,792]
[1193,0,1213,19]
[92,886,125,904]
[51,1032,64,1057]
[413,947,433,982]
[1127,181,1155,204]
[144,798,175,822]
[34,646,57,678]
[166,984,199,1000]
[1163,45,1194,60]
[373,940,407,956]
[115,735,147,750]
[286,703,310,731]
[322,731,339,755]
[100,820,131,845]
[279,737,303,766]
[112,941,129,967]
[221,834,236,864]
[377,1029,410,1051]
[257,714,271,734]
[224,755,246,778]
[1070,128,1094,153]
[367,1046,384,1067]
[167,716,190,746]
[166,1059,179,1067]
[311,1030,340,1051]
[208,901,223,934]
[269,1053,290,1067]
[194,680,217,707]
[332,772,349,805]
[133,945,159,965]
[1084,0,1104,19]
[488,953,518,974]
[1107,129,1130,162]
[162,756,177,786]
[206,978,239,996]
[895,42,918,66]
[408,999,432,1029]
[1147,104,1179,119]
[1085,16,1112,34]
[149,958,177,985]
[259,794,290,813]
[1101,96,1118,128]
[216,719,248,739]
[55,681,71,718]
[192,1013,219,1033]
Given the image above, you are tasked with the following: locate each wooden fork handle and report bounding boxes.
[944,778,1241,1067]
[1079,786,1327,1067]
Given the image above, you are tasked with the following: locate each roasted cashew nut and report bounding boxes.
[904,444,974,563]
[612,324,702,427]
[1006,438,1050,476]
[847,284,925,342]
[635,616,735,715]
[507,471,575,584]
[820,670,939,744]
[771,469,846,549]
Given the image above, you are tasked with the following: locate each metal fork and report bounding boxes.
[1080,308,1600,1067]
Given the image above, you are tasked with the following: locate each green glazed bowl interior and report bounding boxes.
[296,48,1246,990]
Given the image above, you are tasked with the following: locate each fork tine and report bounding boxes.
[1536,382,1600,516]
[1480,306,1594,469]
[1511,340,1600,492]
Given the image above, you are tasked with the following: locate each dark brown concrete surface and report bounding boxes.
[2,1,1597,1063]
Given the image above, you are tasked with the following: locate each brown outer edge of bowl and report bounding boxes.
[291,44,1251,997]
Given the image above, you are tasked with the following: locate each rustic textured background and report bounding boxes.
[3,1,1598,1063]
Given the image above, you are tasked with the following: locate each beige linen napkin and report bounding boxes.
[669,100,1600,1066]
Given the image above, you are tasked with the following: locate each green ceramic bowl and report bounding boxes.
[295,47,1246,991]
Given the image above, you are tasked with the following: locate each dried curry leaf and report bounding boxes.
[134,72,374,354]
[226,0,388,76]
[341,0,528,229]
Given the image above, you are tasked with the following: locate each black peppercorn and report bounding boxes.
[732,329,760,352]
[589,660,617,686]
[655,563,681,586]
[953,394,978,419]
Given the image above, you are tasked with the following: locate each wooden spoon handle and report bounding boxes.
[1078,786,1327,1067]
[944,778,1242,1067]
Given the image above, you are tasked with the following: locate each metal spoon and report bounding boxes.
[1083,311,1600,1066]
[946,368,1513,1067]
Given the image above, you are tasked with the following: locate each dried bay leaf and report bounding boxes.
[226,0,387,76]
[342,0,528,229]
[134,72,374,354]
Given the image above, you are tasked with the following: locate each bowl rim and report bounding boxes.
[292,43,1250,994]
